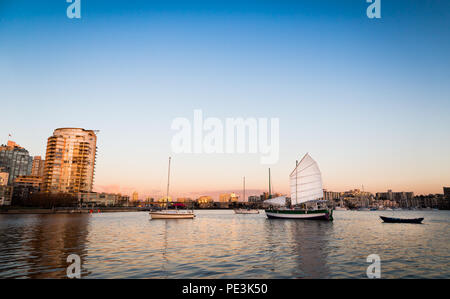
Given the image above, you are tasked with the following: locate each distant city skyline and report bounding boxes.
[1,133,447,198]
[1,1,449,196]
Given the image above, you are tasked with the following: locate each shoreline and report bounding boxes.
[0,207,143,214]
[0,207,259,214]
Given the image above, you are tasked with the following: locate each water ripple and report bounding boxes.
[0,210,449,278]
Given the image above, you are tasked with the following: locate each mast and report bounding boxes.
[295,160,298,207]
[243,176,246,204]
[166,157,171,210]
[268,168,271,199]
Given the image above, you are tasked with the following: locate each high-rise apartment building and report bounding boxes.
[0,141,33,185]
[31,156,45,177]
[43,128,97,194]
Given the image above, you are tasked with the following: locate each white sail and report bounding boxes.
[263,196,286,206]
[289,153,323,205]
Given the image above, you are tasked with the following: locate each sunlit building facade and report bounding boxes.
[219,193,239,203]
[0,172,9,186]
[0,141,33,185]
[197,195,214,208]
[132,191,139,201]
[78,192,123,207]
[31,156,45,177]
[323,189,341,201]
[14,175,42,189]
[177,197,193,203]
[43,128,97,194]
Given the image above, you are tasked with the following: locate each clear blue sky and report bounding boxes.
[1,0,449,197]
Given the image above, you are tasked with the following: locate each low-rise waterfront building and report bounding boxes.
[323,189,341,202]
[376,190,414,208]
[0,185,13,206]
[248,195,261,203]
[219,193,239,203]
[145,197,155,203]
[260,192,270,201]
[376,190,414,201]
[156,196,172,208]
[197,196,214,208]
[12,175,42,204]
[116,194,130,207]
[78,192,126,207]
[343,189,372,198]
[444,187,450,200]
[177,197,193,203]
[132,191,139,202]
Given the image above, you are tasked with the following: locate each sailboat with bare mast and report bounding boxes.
[234,176,259,214]
[149,157,195,219]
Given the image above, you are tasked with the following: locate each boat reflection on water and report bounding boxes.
[1,210,448,278]
[0,214,90,278]
[263,219,332,278]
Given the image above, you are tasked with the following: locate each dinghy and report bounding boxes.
[380,216,423,224]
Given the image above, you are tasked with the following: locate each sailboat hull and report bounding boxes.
[265,209,333,221]
[150,211,195,219]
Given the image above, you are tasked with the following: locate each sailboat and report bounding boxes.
[149,157,195,219]
[234,177,260,214]
[264,153,333,221]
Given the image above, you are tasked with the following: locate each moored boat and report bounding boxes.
[380,216,424,224]
[149,157,195,220]
[265,208,332,220]
[264,153,333,221]
[234,176,260,214]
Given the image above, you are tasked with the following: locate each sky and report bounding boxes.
[1,0,449,198]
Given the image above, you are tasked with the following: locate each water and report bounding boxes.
[0,210,449,278]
